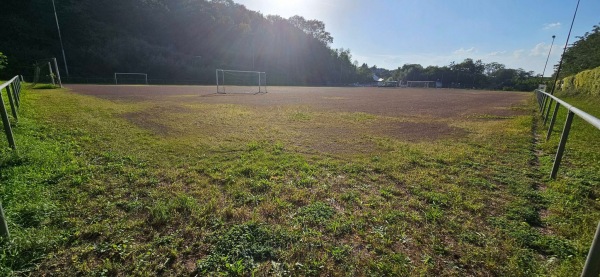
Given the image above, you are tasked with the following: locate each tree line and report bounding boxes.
[557,23,600,78]
[1,0,596,91]
[0,0,357,85]
[369,59,539,91]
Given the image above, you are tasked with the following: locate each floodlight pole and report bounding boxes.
[250,35,256,70]
[51,0,69,77]
[539,35,555,85]
[549,0,580,96]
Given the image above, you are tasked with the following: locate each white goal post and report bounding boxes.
[406,81,437,88]
[216,69,267,94]
[114,73,148,85]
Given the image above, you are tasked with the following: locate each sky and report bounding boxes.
[234,0,600,75]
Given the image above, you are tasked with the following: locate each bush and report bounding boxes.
[560,65,600,96]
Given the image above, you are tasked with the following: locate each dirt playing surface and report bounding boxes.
[67,85,529,118]
[65,85,530,151]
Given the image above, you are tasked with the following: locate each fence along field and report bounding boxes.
[1,80,600,275]
[0,75,24,242]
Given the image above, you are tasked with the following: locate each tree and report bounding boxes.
[0,0,353,84]
[394,64,424,81]
[560,23,600,77]
[357,63,373,83]
[288,15,333,45]
[484,62,505,77]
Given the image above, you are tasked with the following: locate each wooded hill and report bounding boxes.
[559,24,600,78]
[1,0,368,85]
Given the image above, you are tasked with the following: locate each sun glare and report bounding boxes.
[268,0,306,17]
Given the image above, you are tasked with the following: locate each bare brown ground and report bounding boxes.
[66,85,530,149]
[67,85,528,117]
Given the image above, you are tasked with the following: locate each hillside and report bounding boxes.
[0,0,367,85]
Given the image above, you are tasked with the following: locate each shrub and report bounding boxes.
[560,65,600,96]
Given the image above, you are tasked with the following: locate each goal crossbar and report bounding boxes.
[114,73,148,85]
[406,81,436,88]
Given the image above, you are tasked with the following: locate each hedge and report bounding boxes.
[559,65,600,96]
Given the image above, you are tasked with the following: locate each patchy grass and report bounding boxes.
[534,93,600,275]
[0,86,597,276]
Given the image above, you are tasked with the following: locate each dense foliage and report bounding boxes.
[1,0,539,90]
[559,24,600,78]
[560,65,600,96]
[389,59,538,91]
[0,0,359,85]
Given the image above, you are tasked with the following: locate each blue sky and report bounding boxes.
[234,0,600,75]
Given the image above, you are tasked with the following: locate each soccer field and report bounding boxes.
[67,85,528,154]
[7,84,591,276]
[68,85,527,118]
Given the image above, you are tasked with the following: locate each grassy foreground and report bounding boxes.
[0,86,598,276]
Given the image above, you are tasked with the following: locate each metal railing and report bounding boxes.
[0,75,23,240]
[535,89,600,277]
[535,89,600,179]
[1,75,23,150]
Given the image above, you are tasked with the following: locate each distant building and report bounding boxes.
[378,80,398,87]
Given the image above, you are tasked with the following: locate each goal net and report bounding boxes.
[114,73,148,85]
[32,58,62,88]
[406,81,437,88]
[216,69,267,94]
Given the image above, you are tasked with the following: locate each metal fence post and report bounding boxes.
[543,98,554,125]
[537,90,547,112]
[11,82,20,107]
[16,79,21,101]
[0,91,16,149]
[541,94,548,112]
[546,101,561,140]
[4,86,18,121]
[581,222,600,277]
[0,202,8,239]
[551,111,574,179]
[52,57,63,88]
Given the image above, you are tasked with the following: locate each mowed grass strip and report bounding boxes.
[1,86,596,276]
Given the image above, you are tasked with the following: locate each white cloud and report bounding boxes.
[487,51,507,56]
[453,47,476,55]
[513,49,525,59]
[529,42,561,57]
[543,22,561,30]
[530,43,548,56]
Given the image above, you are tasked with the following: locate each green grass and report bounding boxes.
[0,86,598,275]
[533,93,600,275]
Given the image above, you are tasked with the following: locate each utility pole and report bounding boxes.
[549,0,580,95]
[51,0,69,77]
[539,35,556,86]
